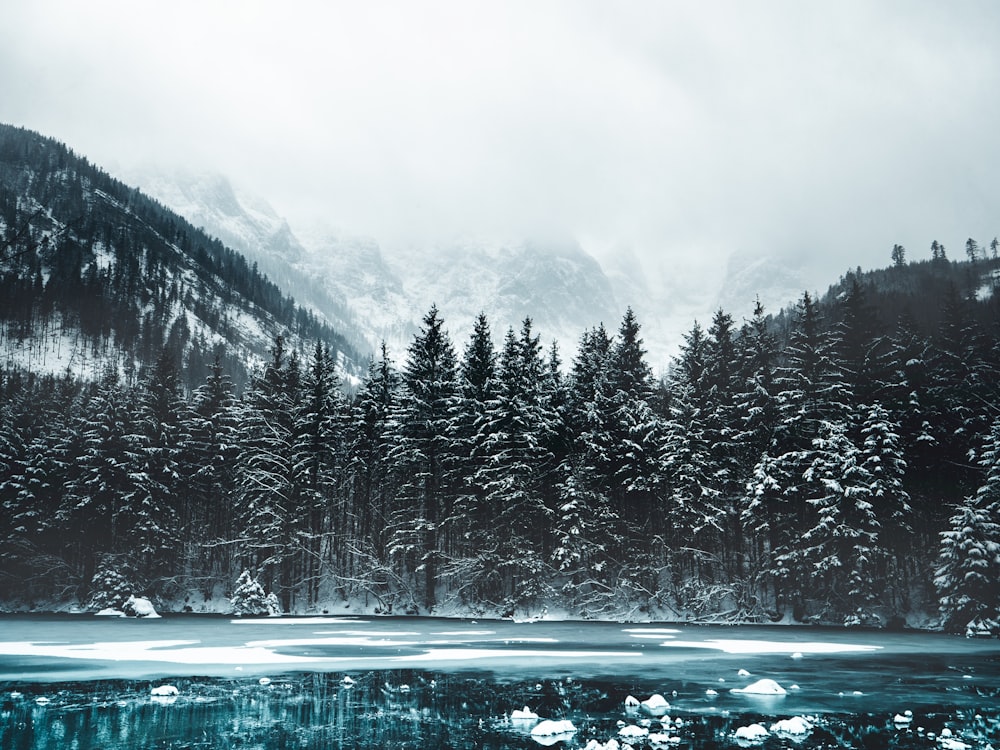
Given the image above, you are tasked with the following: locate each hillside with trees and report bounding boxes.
[0,124,362,391]
[2,233,1000,631]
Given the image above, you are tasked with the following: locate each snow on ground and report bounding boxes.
[732,679,787,696]
[734,723,770,742]
[624,627,683,640]
[510,706,539,721]
[770,716,812,736]
[531,719,576,737]
[640,693,670,715]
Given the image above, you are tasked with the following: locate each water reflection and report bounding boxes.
[3,671,1000,750]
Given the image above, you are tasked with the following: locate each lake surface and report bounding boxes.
[1,614,998,748]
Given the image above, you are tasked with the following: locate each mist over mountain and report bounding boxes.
[131,169,828,372]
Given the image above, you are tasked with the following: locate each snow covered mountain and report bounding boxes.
[300,231,626,361]
[131,170,628,363]
[125,166,368,355]
[0,125,363,389]
[130,170,821,373]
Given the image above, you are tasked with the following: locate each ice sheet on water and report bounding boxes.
[659,639,881,655]
[230,617,370,625]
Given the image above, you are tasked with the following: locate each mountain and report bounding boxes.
[131,170,835,375]
[304,232,626,359]
[0,125,363,390]
[123,166,370,356]
[128,169,627,363]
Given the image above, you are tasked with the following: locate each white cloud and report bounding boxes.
[1,0,999,278]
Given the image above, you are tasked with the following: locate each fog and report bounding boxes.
[2,1,1000,283]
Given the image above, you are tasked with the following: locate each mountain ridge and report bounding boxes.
[0,124,364,390]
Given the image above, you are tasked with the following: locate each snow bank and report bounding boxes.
[649,732,681,746]
[640,693,670,715]
[95,608,125,617]
[732,678,787,695]
[124,596,160,618]
[619,724,649,739]
[734,723,770,742]
[511,706,539,722]
[771,716,812,736]
[531,719,576,736]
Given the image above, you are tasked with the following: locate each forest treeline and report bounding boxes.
[2,254,1000,631]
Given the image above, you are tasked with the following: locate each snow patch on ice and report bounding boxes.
[640,693,670,715]
[734,723,770,742]
[771,716,812,736]
[511,706,539,722]
[230,617,369,625]
[619,724,649,739]
[732,679,787,695]
[530,719,576,738]
[660,639,880,655]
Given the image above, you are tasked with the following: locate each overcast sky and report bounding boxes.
[2,1,999,280]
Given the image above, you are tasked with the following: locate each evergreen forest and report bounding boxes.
[3,248,1000,632]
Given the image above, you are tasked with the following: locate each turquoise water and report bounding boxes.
[1,615,998,748]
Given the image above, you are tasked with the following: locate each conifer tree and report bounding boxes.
[185,355,240,584]
[61,368,143,580]
[293,341,346,607]
[127,348,188,574]
[465,319,555,611]
[936,422,1000,635]
[234,337,298,608]
[390,306,459,610]
[800,419,882,624]
[346,342,399,607]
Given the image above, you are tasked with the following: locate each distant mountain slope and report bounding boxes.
[0,124,363,389]
[133,170,835,373]
[124,166,370,356]
[131,168,628,362]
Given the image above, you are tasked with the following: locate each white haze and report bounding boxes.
[2,1,1000,296]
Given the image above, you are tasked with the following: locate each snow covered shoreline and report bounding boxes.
[0,598,943,632]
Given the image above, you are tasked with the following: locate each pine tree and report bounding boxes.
[935,422,1000,635]
[345,342,400,609]
[230,569,280,616]
[184,355,240,588]
[234,337,298,608]
[800,419,882,624]
[927,284,989,500]
[836,276,885,409]
[390,306,460,611]
[127,348,188,574]
[745,291,853,617]
[60,368,144,580]
[293,340,347,608]
[891,244,906,266]
[464,319,555,612]
[451,313,497,571]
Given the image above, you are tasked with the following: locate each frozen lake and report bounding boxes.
[1,614,998,748]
